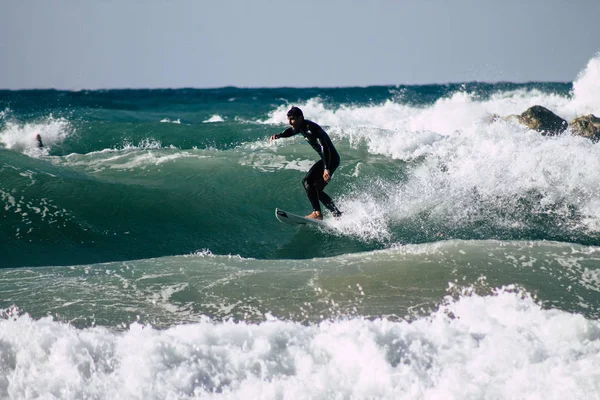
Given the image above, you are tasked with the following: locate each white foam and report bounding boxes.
[325,186,394,242]
[0,115,71,156]
[1,288,599,399]
[122,138,165,150]
[62,150,207,171]
[391,122,600,219]
[238,153,314,173]
[203,115,225,123]
[329,118,600,239]
[570,53,600,117]
[53,139,208,171]
[75,138,167,156]
[258,89,573,135]
[160,118,182,124]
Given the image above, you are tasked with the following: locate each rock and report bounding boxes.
[517,105,567,136]
[569,115,600,141]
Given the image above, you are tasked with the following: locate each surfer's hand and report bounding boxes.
[270,134,278,141]
[323,169,331,182]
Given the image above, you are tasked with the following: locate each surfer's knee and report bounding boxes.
[302,177,313,191]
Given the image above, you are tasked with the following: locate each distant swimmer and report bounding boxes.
[270,106,342,220]
[35,133,44,148]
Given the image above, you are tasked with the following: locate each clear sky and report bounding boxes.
[1,0,599,89]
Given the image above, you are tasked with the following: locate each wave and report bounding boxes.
[571,52,600,116]
[2,240,599,325]
[259,55,600,134]
[2,55,600,268]
[248,56,600,243]
[160,118,182,124]
[1,285,599,399]
[249,117,600,244]
[0,113,72,156]
[4,120,600,267]
[203,115,225,123]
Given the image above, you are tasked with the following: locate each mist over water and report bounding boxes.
[1,55,600,399]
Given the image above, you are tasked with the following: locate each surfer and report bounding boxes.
[35,133,44,148]
[270,106,342,220]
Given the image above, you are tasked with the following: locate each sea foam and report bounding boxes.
[0,114,71,156]
[570,53,600,117]
[1,288,599,399]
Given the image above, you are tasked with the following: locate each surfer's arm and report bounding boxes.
[314,127,334,170]
[270,127,296,141]
[309,122,336,182]
[321,141,333,169]
[321,142,334,182]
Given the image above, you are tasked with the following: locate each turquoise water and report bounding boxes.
[1,56,600,399]
[0,81,589,267]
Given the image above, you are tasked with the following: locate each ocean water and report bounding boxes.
[1,55,600,399]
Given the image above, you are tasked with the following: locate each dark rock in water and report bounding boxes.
[518,105,567,136]
[569,115,600,141]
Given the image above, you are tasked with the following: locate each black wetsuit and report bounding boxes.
[275,120,341,216]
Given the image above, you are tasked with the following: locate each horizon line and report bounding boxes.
[0,80,573,92]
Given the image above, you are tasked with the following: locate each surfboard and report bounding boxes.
[275,208,326,227]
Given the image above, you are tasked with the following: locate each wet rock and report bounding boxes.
[518,105,567,136]
[569,115,600,141]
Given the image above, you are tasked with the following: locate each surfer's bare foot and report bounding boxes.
[306,211,323,220]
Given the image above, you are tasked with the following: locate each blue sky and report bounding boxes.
[1,0,599,89]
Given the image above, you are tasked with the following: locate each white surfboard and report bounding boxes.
[275,208,326,227]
